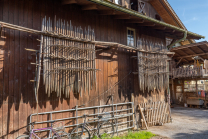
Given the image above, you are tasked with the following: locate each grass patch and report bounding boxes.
[92,131,155,139]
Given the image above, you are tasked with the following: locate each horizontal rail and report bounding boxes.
[30,102,133,116]
[0,20,175,54]
[30,102,134,136]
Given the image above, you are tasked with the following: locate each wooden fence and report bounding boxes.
[138,101,171,129]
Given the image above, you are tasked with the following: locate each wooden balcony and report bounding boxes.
[172,66,208,79]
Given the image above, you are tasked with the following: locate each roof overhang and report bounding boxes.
[63,0,205,40]
[171,41,208,64]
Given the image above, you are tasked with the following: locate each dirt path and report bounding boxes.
[148,105,208,139]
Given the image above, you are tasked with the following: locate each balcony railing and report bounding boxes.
[172,66,206,79]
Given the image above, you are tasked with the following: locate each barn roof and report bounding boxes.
[86,0,204,40]
[150,0,186,29]
[150,0,196,44]
[171,41,208,64]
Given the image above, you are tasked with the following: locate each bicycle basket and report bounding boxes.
[52,121,65,131]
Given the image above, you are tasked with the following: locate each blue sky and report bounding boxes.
[168,0,208,42]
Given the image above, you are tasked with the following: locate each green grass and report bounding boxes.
[92,131,155,139]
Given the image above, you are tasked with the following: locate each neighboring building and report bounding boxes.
[170,41,208,106]
[0,0,204,138]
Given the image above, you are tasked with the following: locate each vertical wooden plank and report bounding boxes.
[153,102,156,125]
[155,101,160,124]
[159,101,164,123]
[13,0,20,138]
[150,102,153,126]
[19,0,29,136]
[97,15,104,107]
[27,0,34,129]
[7,0,15,138]
[2,0,9,138]
[0,0,3,136]
[39,0,47,135]
[138,104,148,129]
[102,15,108,109]
[95,12,100,108]
[107,15,113,109]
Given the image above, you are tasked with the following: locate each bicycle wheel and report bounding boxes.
[98,121,114,138]
[16,135,32,139]
[52,131,70,139]
[70,126,90,139]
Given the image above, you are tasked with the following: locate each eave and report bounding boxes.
[87,0,204,40]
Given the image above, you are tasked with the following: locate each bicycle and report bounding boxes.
[70,114,114,139]
[16,120,70,139]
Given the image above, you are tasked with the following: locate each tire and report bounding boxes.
[16,135,31,139]
[52,131,70,139]
[70,126,90,139]
[98,121,114,138]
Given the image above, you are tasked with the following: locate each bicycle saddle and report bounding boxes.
[83,114,89,117]
[98,116,103,119]
[28,121,36,126]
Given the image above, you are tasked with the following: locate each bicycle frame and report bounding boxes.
[80,116,103,137]
[29,127,61,139]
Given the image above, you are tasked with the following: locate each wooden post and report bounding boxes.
[196,80,198,97]
[139,104,148,130]
[131,93,135,129]
[182,79,185,103]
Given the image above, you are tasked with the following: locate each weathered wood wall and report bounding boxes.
[0,0,167,138]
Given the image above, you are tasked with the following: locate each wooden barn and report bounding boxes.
[0,0,204,138]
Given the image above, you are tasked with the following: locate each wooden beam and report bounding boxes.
[99,10,117,15]
[176,58,183,66]
[186,36,201,40]
[177,52,208,59]
[114,15,131,19]
[139,104,148,130]
[188,47,197,54]
[173,53,189,62]
[62,0,77,4]
[164,33,180,40]
[175,32,184,36]
[153,26,166,30]
[165,29,175,33]
[170,41,208,51]
[138,23,155,26]
[126,19,144,23]
[197,46,206,53]
[82,4,98,10]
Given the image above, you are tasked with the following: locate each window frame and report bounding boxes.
[127,27,136,47]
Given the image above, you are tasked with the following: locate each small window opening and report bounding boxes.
[127,28,136,47]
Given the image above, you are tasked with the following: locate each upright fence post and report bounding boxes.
[116,104,118,136]
[76,105,78,135]
[131,93,135,128]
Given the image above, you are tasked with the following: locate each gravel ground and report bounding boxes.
[148,105,208,139]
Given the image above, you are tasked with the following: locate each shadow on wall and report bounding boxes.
[0,27,74,138]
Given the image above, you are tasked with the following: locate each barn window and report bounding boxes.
[127,27,136,47]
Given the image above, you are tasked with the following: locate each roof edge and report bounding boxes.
[88,0,205,39]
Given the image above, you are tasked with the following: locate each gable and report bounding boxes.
[150,0,184,28]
